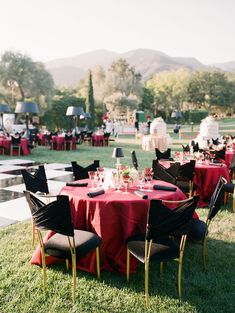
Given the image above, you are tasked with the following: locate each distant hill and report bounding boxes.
[211,61,235,72]
[44,48,207,86]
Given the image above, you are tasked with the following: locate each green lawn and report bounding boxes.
[0,119,235,313]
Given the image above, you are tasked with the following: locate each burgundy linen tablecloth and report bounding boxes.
[0,138,30,155]
[225,150,234,167]
[31,180,189,275]
[194,162,230,206]
[92,134,104,146]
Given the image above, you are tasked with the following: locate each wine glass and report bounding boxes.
[122,173,130,194]
[88,171,96,190]
[97,167,105,187]
[144,168,153,192]
[210,150,216,163]
[112,171,121,193]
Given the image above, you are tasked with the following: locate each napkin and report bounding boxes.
[87,189,105,198]
[209,163,222,167]
[153,184,177,191]
[134,190,148,199]
[66,182,88,187]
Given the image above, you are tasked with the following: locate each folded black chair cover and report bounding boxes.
[182,144,190,152]
[21,165,49,194]
[212,138,219,145]
[214,147,226,160]
[155,148,171,160]
[152,160,176,185]
[71,160,100,180]
[131,150,138,170]
[193,142,199,152]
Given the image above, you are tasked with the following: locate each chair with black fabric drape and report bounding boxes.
[103,132,111,146]
[188,176,226,268]
[176,160,197,197]
[10,135,21,156]
[24,191,101,303]
[131,150,138,170]
[152,160,177,185]
[126,195,199,307]
[182,144,190,152]
[223,182,235,213]
[71,160,100,180]
[65,134,73,150]
[193,142,199,152]
[21,165,49,194]
[155,148,172,160]
[21,165,50,246]
[214,147,226,161]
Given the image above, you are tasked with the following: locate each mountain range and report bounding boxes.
[44,49,235,87]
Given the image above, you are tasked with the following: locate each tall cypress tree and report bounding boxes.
[86,70,95,130]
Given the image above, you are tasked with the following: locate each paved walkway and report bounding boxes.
[0,159,73,228]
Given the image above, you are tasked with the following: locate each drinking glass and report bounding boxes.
[97,167,105,187]
[144,168,153,192]
[122,174,130,194]
[88,171,96,190]
[112,172,121,193]
[210,150,216,163]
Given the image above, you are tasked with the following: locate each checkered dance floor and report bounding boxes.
[0,159,73,228]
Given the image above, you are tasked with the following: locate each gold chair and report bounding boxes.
[126,196,199,307]
[24,191,101,303]
[188,177,226,268]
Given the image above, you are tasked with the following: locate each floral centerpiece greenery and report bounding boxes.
[120,166,139,183]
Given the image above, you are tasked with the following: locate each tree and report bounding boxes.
[86,71,95,130]
[146,69,190,117]
[187,70,235,113]
[139,87,155,111]
[41,89,86,129]
[0,51,54,110]
[106,58,142,97]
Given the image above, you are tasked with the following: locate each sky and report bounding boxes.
[1,0,234,64]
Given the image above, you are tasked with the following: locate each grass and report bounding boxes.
[0,118,235,312]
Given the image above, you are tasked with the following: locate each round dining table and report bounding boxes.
[31,179,190,275]
[0,137,30,155]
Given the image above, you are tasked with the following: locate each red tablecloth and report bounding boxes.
[92,134,104,146]
[225,150,234,168]
[51,136,76,150]
[31,180,191,275]
[194,162,230,206]
[0,138,30,155]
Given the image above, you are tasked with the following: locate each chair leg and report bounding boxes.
[202,238,207,270]
[178,259,182,300]
[32,221,35,246]
[145,260,149,308]
[126,249,130,282]
[96,247,100,279]
[71,253,76,303]
[66,259,69,271]
[159,262,164,276]
[41,247,47,289]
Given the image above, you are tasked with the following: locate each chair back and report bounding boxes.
[166,162,180,178]
[21,165,49,194]
[152,160,176,185]
[193,142,199,152]
[215,147,226,160]
[11,136,21,145]
[178,160,196,181]
[182,144,190,152]
[212,138,219,145]
[155,148,171,160]
[131,150,138,170]
[71,160,100,180]
[24,191,74,237]
[146,195,200,240]
[65,134,73,141]
[230,153,235,171]
[207,176,226,221]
